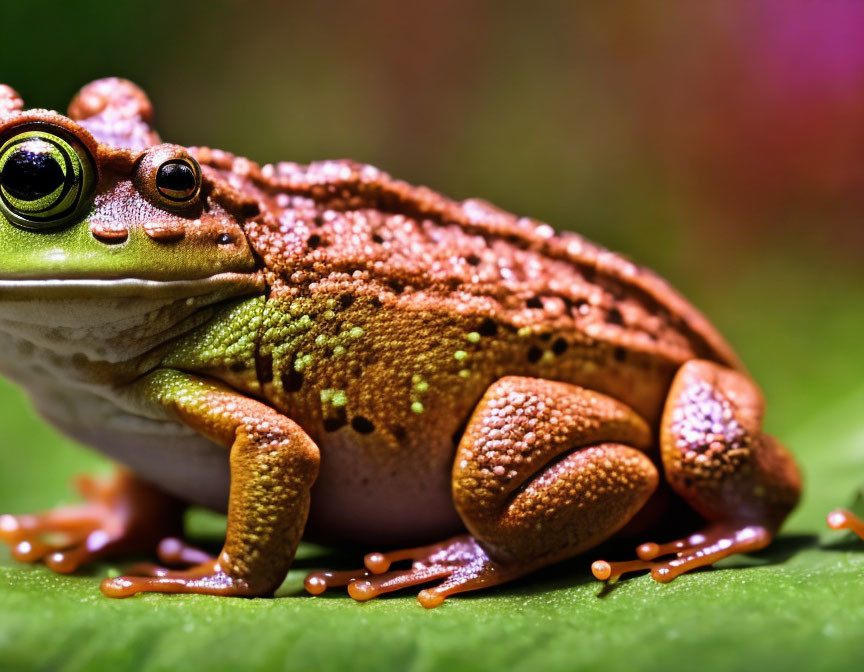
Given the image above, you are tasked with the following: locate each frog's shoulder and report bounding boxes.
[195,152,742,369]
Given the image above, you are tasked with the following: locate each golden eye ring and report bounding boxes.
[155,157,201,202]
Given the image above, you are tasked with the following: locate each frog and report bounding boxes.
[0,78,801,608]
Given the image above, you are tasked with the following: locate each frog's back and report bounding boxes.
[200,153,741,416]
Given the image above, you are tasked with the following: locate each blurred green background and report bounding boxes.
[1,1,864,671]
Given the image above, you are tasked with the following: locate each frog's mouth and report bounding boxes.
[0,272,265,301]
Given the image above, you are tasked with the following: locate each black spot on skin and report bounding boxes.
[527,346,543,363]
[526,296,543,309]
[323,415,347,432]
[372,232,385,244]
[339,294,355,309]
[313,214,324,227]
[241,202,260,218]
[307,234,323,249]
[281,369,304,392]
[614,346,627,362]
[256,352,274,384]
[540,332,552,342]
[607,308,624,326]
[351,415,376,434]
[323,408,348,433]
[229,361,246,373]
[392,425,407,442]
[552,338,568,356]
[388,279,405,294]
[370,296,382,308]
[478,317,498,337]
[465,254,481,266]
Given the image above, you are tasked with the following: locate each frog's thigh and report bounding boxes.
[453,376,658,565]
[593,359,801,583]
[101,369,320,598]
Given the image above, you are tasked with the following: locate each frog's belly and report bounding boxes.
[42,390,461,546]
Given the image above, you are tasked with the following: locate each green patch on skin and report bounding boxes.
[517,326,532,338]
[162,296,265,372]
[454,350,467,361]
[320,389,348,407]
[294,353,314,372]
[411,375,429,394]
[466,332,481,344]
[458,369,471,379]
[348,326,364,339]
[410,401,425,414]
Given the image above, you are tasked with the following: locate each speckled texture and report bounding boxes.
[661,360,801,529]
[0,78,801,605]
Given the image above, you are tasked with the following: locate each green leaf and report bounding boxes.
[1,252,863,672]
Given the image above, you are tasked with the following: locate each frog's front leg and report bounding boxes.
[305,377,659,607]
[593,359,801,583]
[100,369,319,598]
[0,469,184,573]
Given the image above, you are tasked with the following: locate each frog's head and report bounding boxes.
[0,79,262,292]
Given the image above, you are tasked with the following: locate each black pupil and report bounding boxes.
[156,162,196,197]
[0,149,65,201]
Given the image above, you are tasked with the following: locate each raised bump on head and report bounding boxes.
[0,85,23,116]
[67,78,160,151]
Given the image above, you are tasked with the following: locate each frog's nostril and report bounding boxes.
[143,220,185,242]
[90,220,129,244]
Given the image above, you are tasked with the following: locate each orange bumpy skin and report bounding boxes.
[0,79,801,606]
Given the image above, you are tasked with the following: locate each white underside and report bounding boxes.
[0,275,258,510]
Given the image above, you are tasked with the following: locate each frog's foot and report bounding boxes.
[0,469,183,573]
[305,535,523,608]
[827,509,864,540]
[591,523,771,583]
[101,558,260,598]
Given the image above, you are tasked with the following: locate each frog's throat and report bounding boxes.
[0,272,265,367]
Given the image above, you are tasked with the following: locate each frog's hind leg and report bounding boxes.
[305,376,659,608]
[827,510,864,540]
[0,469,184,573]
[593,359,801,584]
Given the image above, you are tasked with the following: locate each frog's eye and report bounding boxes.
[0,127,96,230]
[155,157,201,202]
